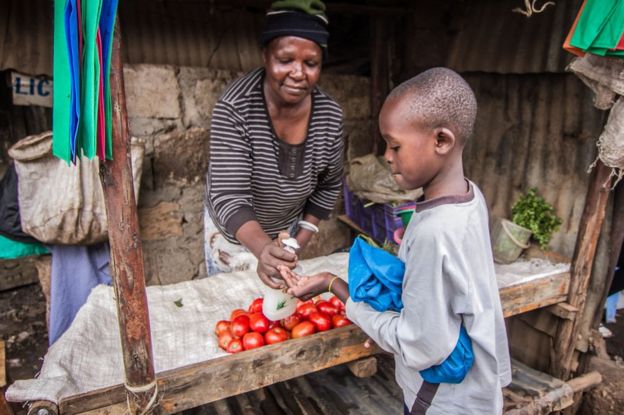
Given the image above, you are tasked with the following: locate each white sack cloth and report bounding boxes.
[6,253,349,404]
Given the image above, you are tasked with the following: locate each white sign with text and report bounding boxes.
[11,72,53,107]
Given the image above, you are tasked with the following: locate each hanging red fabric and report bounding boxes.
[77,0,83,60]
[96,30,106,160]
[616,32,624,50]
[563,0,587,57]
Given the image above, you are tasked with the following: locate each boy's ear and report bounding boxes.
[433,127,456,155]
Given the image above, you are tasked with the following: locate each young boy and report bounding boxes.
[281,67,512,414]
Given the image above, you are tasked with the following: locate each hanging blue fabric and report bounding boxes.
[99,0,118,159]
[64,0,81,162]
[348,236,474,384]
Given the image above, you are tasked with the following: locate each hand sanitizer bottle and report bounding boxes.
[261,237,300,321]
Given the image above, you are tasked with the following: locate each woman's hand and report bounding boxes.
[279,266,333,301]
[256,232,297,289]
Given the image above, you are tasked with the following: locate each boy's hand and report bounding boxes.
[278,266,333,301]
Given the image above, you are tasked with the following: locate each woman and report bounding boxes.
[204,0,344,288]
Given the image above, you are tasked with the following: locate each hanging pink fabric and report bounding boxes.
[96,30,106,160]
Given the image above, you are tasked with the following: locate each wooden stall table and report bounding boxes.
[5,254,380,415]
[5,234,576,415]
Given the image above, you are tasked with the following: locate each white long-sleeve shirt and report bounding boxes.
[346,181,511,414]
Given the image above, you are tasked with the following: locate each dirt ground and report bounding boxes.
[579,309,624,415]
[1,283,48,383]
[605,309,624,358]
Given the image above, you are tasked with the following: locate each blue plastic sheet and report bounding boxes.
[348,236,474,384]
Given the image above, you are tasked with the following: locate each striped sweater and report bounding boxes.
[206,68,345,244]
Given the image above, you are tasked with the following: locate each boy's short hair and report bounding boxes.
[388,67,477,143]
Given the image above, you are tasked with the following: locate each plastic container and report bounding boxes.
[261,238,300,321]
[491,217,532,264]
[343,181,415,244]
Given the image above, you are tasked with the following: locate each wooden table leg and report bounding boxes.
[347,356,378,378]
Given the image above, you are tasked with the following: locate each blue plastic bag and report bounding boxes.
[348,236,474,384]
[420,325,474,384]
[348,236,404,311]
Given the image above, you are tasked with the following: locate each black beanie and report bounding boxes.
[259,10,329,55]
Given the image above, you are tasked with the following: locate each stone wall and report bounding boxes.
[124,64,372,285]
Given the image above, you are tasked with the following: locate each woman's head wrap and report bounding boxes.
[259,0,329,55]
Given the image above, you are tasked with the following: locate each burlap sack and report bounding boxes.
[347,154,422,204]
[596,97,624,185]
[568,55,624,110]
[8,131,144,245]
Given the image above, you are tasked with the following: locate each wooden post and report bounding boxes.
[590,182,624,330]
[347,356,378,378]
[553,161,613,379]
[100,19,157,413]
[504,371,602,415]
[370,16,391,156]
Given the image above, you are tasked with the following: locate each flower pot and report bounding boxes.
[491,217,532,264]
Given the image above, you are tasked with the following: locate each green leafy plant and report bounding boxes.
[511,188,562,249]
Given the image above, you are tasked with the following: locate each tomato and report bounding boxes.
[291,321,316,338]
[231,315,250,337]
[281,314,301,330]
[248,312,269,334]
[316,301,339,317]
[215,320,231,336]
[218,331,234,350]
[329,296,345,311]
[332,314,352,328]
[230,308,247,321]
[242,332,265,350]
[296,302,317,320]
[248,298,263,314]
[226,338,244,353]
[268,319,281,330]
[308,311,332,332]
[264,327,289,344]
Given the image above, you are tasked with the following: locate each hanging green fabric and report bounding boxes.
[0,235,48,260]
[570,0,624,57]
[79,0,104,159]
[52,0,72,163]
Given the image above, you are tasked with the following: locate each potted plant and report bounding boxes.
[492,188,562,263]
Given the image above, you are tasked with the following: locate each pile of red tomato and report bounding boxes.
[215,296,351,353]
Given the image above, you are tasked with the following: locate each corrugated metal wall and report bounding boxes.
[118,1,264,71]
[464,73,605,257]
[0,0,53,76]
[446,0,582,74]
[0,0,265,76]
